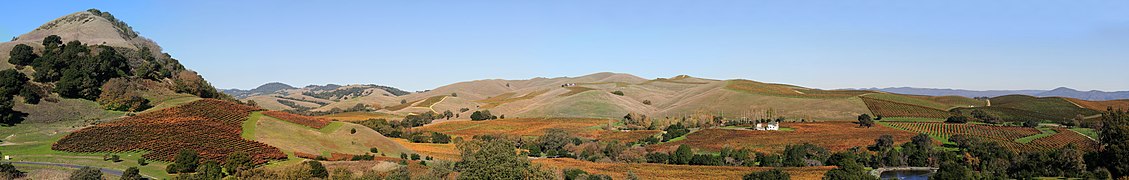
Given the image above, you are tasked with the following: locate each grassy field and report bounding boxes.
[141,94,200,113]
[413,95,448,108]
[319,111,405,121]
[416,118,610,139]
[390,138,460,161]
[250,114,413,159]
[477,89,549,109]
[1069,128,1098,140]
[559,86,597,97]
[533,158,834,180]
[0,120,173,179]
[647,122,917,153]
[1015,127,1056,143]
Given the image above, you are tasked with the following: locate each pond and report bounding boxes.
[879,170,933,180]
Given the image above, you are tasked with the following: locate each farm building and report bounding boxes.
[755,122,780,131]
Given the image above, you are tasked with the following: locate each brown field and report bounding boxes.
[391,139,461,161]
[413,95,449,108]
[647,122,916,153]
[533,158,834,180]
[1067,98,1129,112]
[477,89,549,109]
[319,111,405,121]
[559,86,597,97]
[385,99,422,111]
[415,118,611,138]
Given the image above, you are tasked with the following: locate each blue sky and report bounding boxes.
[3,1,1127,91]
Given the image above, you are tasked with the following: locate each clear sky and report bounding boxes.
[3,1,1127,91]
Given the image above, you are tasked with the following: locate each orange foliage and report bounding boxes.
[263,110,331,129]
[52,99,286,165]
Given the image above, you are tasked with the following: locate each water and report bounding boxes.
[879,170,933,180]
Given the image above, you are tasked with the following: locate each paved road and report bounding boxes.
[9,161,132,177]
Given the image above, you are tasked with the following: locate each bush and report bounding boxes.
[307,161,328,178]
[0,163,23,179]
[370,147,379,153]
[173,149,199,173]
[411,153,421,160]
[1023,119,1039,128]
[69,166,103,180]
[945,116,968,124]
[470,110,496,121]
[611,91,625,96]
[121,167,142,180]
[743,169,789,180]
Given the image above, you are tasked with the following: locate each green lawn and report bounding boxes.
[1069,128,1098,140]
[1015,127,1057,143]
[0,122,172,179]
[242,111,262,140]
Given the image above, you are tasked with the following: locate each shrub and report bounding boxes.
[307,161,328,178]
[370,148,379,153]
[121,167,142,180]
[69,166,102,180]
[642,100,651,105]
[945,116,969,124]
[611,91,625,96]
[411,153,421,160]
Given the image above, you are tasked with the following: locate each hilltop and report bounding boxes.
[1,9,228,126]
[858,87,1129,101]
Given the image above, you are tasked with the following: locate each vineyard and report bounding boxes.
[1028,128,1099,151]
[861,97,954,118]
[52,99,287,165]
[883,122,1099,152]
[724,79,868,98]
[263,110,332,129]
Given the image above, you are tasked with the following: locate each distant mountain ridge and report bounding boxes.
[222,82,297,98]
[854,87,1129,101]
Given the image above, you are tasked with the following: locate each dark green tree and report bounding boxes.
[821,160,874,180]
[307,161,329,178]
[1099,108,1129,178]
[8,44,37,66]
[671,144,694,165]
[42,35,62,48]
[173,149,199,173]
[120,167,141,180]
[224,152,253,176]
[857,114,874,128]
[931,161,975,179]
[198,161,224,179]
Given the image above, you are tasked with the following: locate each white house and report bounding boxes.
[755,122,780,131]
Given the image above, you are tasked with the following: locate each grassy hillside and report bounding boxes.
[247,112,413,158]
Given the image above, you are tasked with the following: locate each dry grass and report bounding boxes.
[391,138,461,161]
[253,115,413,159]
[416,118,610,138]
[319,111,405,122]
[385,99,421,111]
[533,158,834,180]
[559,86,597,97]
[647,122,916,153]
[1066,98,1129,112]
[413,95,448,108]
[477,90,549,109]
